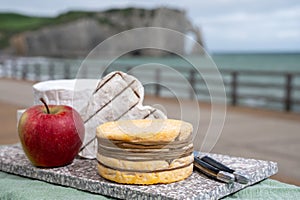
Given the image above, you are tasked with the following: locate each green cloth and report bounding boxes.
[225,179,300,200]
[0,171,299,200]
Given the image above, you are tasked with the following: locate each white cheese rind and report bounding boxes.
[80,71,166,158]
[32,72,166,159]
[33,79,98,113]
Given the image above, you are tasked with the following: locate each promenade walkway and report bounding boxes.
[0,78,299,186]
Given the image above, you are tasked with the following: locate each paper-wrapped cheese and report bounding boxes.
[80,71,166,158]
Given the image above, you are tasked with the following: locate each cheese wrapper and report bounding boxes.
[80,71,166,158]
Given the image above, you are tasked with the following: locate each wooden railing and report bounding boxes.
[0,57,79,81]
[107,65,300,112]
[218,69,300,112]
[1,57,299,112]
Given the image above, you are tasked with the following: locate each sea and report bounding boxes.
[116,53,300,113]
[115,53,300,72]
[1,53,300,112]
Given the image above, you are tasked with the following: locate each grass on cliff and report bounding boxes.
[0,11,98,48]
[0,13,51,32]
[0,8,149,49]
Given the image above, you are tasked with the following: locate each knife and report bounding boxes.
[194,156,235,183]
[200,156,249,184]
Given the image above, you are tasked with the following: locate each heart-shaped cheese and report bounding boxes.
[79,71,166,158]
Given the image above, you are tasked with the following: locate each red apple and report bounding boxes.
[18,98,85,167]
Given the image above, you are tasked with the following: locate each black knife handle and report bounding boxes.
[194,156,219,175]
[201,156,234,174]
[194,156,235,183]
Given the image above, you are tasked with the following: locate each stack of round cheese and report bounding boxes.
[96,119,194,185]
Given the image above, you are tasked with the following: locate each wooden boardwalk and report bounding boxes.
[1,78,300,186]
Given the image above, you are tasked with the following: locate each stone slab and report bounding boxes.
[0,144,278,200]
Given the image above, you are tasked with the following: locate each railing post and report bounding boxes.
[155,68,161,97]
[189,69,196,99]
[3,62,11,78]
[231,71,238,106]
[11,60,17,79]
[284,73,293,112]
[48,63,55,80]
[21,64,28,80]
[64,63,71,79]
[34,63,41,81]
[2,61,8,77]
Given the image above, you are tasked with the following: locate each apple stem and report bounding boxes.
[40,98,50,114]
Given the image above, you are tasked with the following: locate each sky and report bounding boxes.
[1,0,300,53]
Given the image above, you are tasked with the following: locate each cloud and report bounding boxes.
[193,3,300,52]
[277,30,300,39]
[0,0,299,51]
